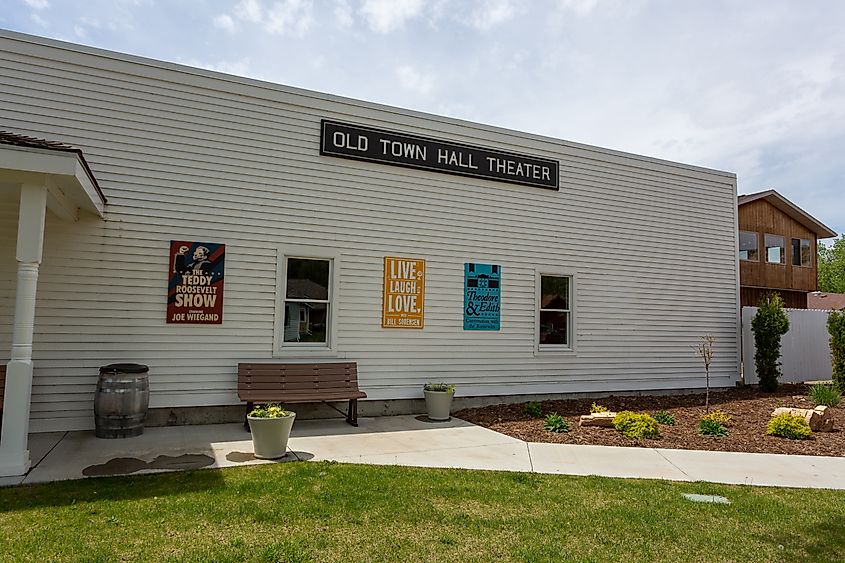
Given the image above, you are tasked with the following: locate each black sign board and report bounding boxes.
[320,120,559,190]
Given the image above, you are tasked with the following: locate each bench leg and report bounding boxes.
[244,402,253,432]
[346,399,358,427]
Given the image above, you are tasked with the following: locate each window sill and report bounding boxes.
[273,347,342,358]
[534,347,576,357]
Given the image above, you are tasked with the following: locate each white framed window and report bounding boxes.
[765,234,785,264]
[274,246,341,356]
[536,271,575,353]
[739,231,758,261]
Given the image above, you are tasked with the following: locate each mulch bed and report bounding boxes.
[455,384,845,457]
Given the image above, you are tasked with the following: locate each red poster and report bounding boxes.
[167,241,225,324]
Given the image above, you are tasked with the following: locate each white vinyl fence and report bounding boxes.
[742,307,833,384]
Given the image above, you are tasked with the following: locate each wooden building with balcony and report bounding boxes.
[738,190,836,308]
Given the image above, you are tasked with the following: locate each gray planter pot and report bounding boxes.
[424,390,454,421]
[247,413,296,459]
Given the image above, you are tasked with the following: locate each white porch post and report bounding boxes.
[0,183,47,477]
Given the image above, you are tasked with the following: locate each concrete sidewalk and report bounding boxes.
[1,415,843,489]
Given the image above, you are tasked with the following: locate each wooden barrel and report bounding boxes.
[94,363,149,438]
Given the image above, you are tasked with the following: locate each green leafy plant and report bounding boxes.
[694,334,715,412]
[544,413,569,433]
[653,410,675,426]
[751,293,790,392]
[767,413,812,440]
[829,310,845,393]
[698,418,728,437]
[612,411,660,440]
[248,404,292,418]
[424,382,456,393]
[808,383,841,407]
[702,409,731,426]
[523,401,543,418]
[590,402,609,414]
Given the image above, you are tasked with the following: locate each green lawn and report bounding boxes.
[1,462,844,562]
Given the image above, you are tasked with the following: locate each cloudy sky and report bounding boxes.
[2,0,843,236]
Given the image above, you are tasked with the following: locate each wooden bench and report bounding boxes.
[237,362,366,428]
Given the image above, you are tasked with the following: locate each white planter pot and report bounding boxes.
[424,390,454,421]
[247,413,296,459]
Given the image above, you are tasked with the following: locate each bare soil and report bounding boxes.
[454,384,845,457]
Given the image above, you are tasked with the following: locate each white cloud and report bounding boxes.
[213,13,236,33]
[73,24,87,38]
[265,0,313,36]
[361,0,424,33]
[234,0,263,23]
[30,12,47,27]
[396,65,434,96]
[464,0,517,30]
[334,0,354,28]
[556,0,599,16]
[24,0,49,9]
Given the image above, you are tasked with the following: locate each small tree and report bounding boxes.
[751,293,790,392]
[694,335,715,413]
[829,309,845,393]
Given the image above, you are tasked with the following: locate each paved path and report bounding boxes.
[2,415,843,489]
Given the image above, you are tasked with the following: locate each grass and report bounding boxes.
[2,462,845,562]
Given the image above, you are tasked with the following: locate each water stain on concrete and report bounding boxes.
[225,451,314,463]
[414,415,452,423]
[82,454,215,477]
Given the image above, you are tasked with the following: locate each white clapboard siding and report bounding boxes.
[741,307,834,383]
[0,31,740,432]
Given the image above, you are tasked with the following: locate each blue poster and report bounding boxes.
[464,263,501,330]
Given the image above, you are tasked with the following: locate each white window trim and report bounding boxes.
[764,233,785,265]
[273,245,342,357]
[534,269,576,355]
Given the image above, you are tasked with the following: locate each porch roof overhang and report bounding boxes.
[0,133,106,220]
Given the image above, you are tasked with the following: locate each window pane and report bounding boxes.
[539,311,568,345]
[765,234,784,264]
[791,238,801,266]
[286,258,330,300]
[283,302,328,343]
[801,239,812,267]
[541,276,569,310]
[739,231,758,261]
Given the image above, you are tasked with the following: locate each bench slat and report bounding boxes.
[240,372,357,382]
[240,391,367,402]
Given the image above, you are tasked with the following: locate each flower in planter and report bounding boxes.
[424,382,456,393]
[249,404,292,418]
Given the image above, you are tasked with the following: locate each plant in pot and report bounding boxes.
[423,382,456,421]
[247,403,296,460]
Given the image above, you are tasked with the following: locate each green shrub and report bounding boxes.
[702,409,731,425]
[613,411,660,440]
[829,310,845,393]
[698,418,728,437]
[751,293,790,392]
[523,401,543,418]
[544,413,569,433]
[653,410,675,426]
[590,402,608,414]
[767,413,812,439]
[808,383,841,407]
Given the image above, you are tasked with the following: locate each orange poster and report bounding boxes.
[382,257,426,329]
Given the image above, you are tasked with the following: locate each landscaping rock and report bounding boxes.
[771,406,834,432]
[579,412,617,427]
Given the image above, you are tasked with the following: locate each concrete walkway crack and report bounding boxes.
[525,442,535,473]
[653,448,692,479]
